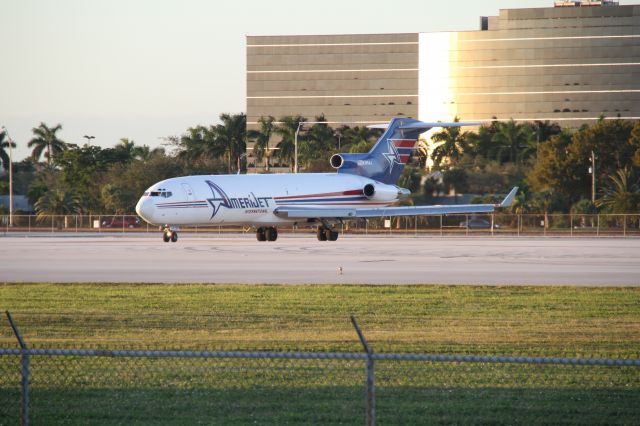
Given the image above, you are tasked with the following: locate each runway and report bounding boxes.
[1,234,639,285]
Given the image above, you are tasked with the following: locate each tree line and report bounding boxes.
[0,113,639,218]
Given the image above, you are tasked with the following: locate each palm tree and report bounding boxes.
[529,189,561,229]
[430,117,469,169]
[28,122,67,166]
[0,130,16,171]
[177,126,221,167]
[415,137,430,168]
[274,115,306,171]
[247,115,275,172]
[35,188,82,227]
[302,115,335,167]
[596,167,640,213]
[344,126,379,153]
[466,123,497,159]
[216,113,246,173]
[509,191,528,215]
[115,138,149,162]
[531,120,562,143]
[491,120,535,164]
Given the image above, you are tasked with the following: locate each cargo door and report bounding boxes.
[181,183,195,201]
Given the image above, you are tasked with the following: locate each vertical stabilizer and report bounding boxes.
[332,118,426,184]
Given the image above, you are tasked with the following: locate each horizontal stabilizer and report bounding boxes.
[398,121,482,131]
[367,120,482,131]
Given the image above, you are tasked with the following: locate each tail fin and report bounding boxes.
[331,117,479,185]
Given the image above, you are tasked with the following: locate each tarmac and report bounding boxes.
[1,234,639,285]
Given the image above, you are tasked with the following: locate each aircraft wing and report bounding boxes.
[274,187,518,220]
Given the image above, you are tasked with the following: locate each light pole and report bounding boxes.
[293,121,334,173]
[294,122,304,174]
[83,135,95,144]
[1,126,14,227]
[590,150,596,204]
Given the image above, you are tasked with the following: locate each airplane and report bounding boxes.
[135,117,517,242]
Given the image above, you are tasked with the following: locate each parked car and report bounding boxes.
[101,216,141,228]
[459,218,500,229]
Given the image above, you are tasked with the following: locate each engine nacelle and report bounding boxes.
[329,153,369,171]
[330,154,344,169]
[363,182,408,202]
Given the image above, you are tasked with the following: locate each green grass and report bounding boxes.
[1,283,639,356]
[1,283,639,424]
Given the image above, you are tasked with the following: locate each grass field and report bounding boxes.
[1,283,639,356]
[1,283,639,424]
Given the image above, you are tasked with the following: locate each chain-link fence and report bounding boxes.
[2,213,640,237]
[1,313,639,425]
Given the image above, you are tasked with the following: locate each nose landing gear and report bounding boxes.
[162,227,178,243]
[256,227,278,242]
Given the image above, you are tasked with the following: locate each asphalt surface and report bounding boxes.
[1,234,639,285]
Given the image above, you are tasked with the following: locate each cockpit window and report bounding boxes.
[147,190,172,198]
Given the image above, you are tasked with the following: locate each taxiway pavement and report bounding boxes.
[1,234,639,285]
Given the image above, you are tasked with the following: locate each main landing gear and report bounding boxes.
[162,227,178,243]
[256,226,278,242]
[317,226,339,242]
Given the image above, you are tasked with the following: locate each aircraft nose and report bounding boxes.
[135,197,155,222]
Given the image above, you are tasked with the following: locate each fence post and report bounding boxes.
[351,316,375,426]
[465,214,469,236]
[439,215,443,237]
[6,311,29,426]
[491,213,494,236]
[570,214,573,237]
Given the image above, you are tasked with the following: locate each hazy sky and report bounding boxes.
[1,0,636,160]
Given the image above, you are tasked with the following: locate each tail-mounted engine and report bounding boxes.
[330,153,368,170]
[363,182,410,202]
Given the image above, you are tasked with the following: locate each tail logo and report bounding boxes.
[382,140,402,175]
[382,139,414,174]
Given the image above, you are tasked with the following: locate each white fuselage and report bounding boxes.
[135,173,402,227]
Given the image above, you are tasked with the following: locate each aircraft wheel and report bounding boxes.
[170,231,178,243]
[266,227,278,242]
[317,227,327,241]
[162,231,171,243]
[256,227,267,242]
[328,230,339,241]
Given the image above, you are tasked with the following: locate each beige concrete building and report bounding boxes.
[246,1,640,172]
